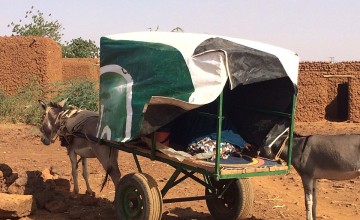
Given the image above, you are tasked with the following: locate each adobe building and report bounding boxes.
[0,36,62,95]
[0,36,359,123]
[0,36,99,96]
[296,62,360,122]
[62,58,99,81]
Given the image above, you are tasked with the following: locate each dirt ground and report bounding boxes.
[0,122,359,220]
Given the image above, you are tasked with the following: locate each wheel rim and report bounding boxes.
[210,183,237,213]
[123,186,144,218]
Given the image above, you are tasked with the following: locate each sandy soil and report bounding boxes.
[0,122,359,220]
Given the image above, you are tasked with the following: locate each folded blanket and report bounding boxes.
[186,137,241,161]
[58,109,98,135]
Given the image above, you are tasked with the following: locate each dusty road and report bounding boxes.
[0,122,359,219]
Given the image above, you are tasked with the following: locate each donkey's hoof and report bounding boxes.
[86,190,96,197]
[70,192,80,199]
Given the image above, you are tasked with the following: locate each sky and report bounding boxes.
[1,0,359,61]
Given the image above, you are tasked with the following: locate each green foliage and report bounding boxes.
[0,81,43,126]
[8,6,100,58]
[148,25,159,32]
[8,6,64,43]
[50,79,99,112]
[171,27,184,32]
[62,37,99,58]
[0,79,99,126]
[148,26,184,32]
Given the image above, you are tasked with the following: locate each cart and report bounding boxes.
[96,32,299,220]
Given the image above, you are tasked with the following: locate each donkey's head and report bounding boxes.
[38,99,67,145]
[259,120,290,159]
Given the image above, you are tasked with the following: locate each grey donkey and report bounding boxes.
[261,121,360,220]
[38,99,121,195]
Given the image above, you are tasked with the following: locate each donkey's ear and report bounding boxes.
[57,98,68,108]
[38,100,47,110]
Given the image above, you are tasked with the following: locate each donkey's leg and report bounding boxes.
[312,179,317,220]
[69,151,80,194]
[301,175,314,220]
[81,157,94,196]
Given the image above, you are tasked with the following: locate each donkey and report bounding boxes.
[261,120,360,220]
[38,99,121,195]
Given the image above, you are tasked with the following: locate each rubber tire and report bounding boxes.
[205,178,254,220]
[114,172,163,220]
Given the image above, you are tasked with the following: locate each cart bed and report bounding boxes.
[124,139,288,177]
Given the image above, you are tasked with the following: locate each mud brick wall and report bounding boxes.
[62,58,99,81]
[1,36,360,123]
[296,62,360,122]
[0,36,62,95]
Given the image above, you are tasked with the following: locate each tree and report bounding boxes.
[8,6,64,43]
[148,25,159,32]
[171,27,184,32]
[62,37,99,58]
[147,26,185,32]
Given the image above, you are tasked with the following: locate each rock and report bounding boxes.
[15,175,28,187]
[68,206,84,219]
[97,207,117,219]
[80,194,98,206]
[44,179,57,190]
[44,199,69,213]
[42,167,55,180]
[0,164,12,178]
[26,171,46,195]
[50,166,62,176]
[6,172,19,186]
[34,189,54,209]
[8,183,25,195]
[53,178,71,191]
[0,192,36,218]
[0,178,6,193]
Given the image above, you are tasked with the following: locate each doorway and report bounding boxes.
[337,83,349,121]
[325,82,349,122]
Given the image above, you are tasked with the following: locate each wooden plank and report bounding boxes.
[323,74,355,78]
[124,138,289,176]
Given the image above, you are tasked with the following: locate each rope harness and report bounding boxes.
[54,106,83,146]
[274,135,289,161]
[56,107,83,134]
[266,127,290,161]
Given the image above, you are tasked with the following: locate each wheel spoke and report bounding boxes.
[123,187,143,217]
[205,178,254,220]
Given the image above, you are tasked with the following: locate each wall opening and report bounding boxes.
[337,83,349,121]
[325,82,349,122]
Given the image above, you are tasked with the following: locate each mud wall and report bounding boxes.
[62,58,99,81]
[1,36,359,122]
[0,37,99,96]
[0,36,62,95]
[296,62,360,122]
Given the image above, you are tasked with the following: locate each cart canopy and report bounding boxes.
[97,32,299,143]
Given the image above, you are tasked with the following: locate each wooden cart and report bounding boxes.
[95,32,299,220]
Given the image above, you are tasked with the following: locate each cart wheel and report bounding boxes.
[205,178,254,220]
[114,172,163,220]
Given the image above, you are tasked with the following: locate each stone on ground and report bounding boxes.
[0,192,36,218]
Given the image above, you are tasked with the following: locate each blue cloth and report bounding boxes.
[195,130,247,149]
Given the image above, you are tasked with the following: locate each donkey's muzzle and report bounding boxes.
[41,135,51,145]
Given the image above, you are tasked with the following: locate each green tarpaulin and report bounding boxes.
[96,32,299,143]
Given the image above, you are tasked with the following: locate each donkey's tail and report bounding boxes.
[100,147,116,192]
[100,167,112,192]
